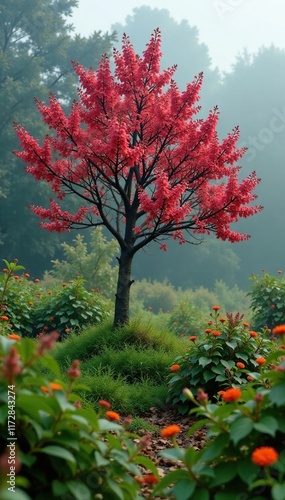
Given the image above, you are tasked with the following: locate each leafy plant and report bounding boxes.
[168,300,206,337]
[248,271,285,330]
[0,333,158,499]
[154,335,285,499]
[167,306,273,413]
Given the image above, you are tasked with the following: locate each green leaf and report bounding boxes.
[160,448,186,461]
[253,416,278,436]
[272,483,285,500]
[66,480,91,500]
[230,417,253,445]
[187,419,209,436]
[210,462,237,487]
[226,341,237,349]
[199,356,212,368]
[52,480,68,497]
[190,489,210,500]
[133,455,158,475]
[203,370,215,382]
[106,479,124,500]
[154,469,191,492]
[35,445,76,464]
[37,354,61,378]
[202,433,229,462]
[172,479,196,499]
[237,457,259,484]
[269,384,285,406]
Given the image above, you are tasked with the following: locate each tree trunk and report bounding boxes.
[113,249,134,327]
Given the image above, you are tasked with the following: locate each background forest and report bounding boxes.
[1,1,284,296]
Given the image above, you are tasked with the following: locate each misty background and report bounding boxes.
[1,0,285,293]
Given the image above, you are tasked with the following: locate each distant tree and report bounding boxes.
[0,0,116,272]
[15,30,262,326]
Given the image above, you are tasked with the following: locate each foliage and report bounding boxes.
[168,300,207,337]
[154,341,285,499]
[0,334,159,499]
[44,227,119,298]
[130,279,178,313]
[167,306,273,413]
[248,271,285,330]
[0,260,110,339]
[15,29,261,325]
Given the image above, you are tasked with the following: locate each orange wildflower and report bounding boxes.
[189,335,197,341]
[212,305,220,311]
[211,330,221,337]
[221,388,242,402]
[236,362,245,369]
[219,317,227,323]
[106,410,120,421]
[41,382,63,393]
[98,399,111,409]
[251,446,279,467]
[256,357,266,365]
[243,322,250,328]
[142,474,159,484]
[7,334,21,341]
[204,329,212,334]
[247,376,254,381]
[25,273,30,278]
[170,364,180,372]
[217,390,225,396]
[62,283,67,287]
[249,331,258,338]
[34,278,40,283]
[161,425,181,438]
[1,316,9,321]
[272,324,285,335]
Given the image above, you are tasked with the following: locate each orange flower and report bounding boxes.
[142,474,159,484]
[256,357,266,365]
[106,410,120,421]
[211,330,221,337]
[189,335,197,341]
[212,305,220,311]
[25,273,30,278]
[1,315,9,321]
[243,322,250,328]
[98,399,111,409]
[236,362,245,369]
[161,425,181,438]
[251,446,279,467]
[272,324,285,335]
[247,375,254,381]
[219,317,227,323]
[217,390,225,396]
[62,283,67,287]
[41,382,63,393]
[7,334,21,341]
[170,364,180,372]
[34,278,40,283]
[221,388,242,402]
[204,329,212,333]
[249,331,258,338]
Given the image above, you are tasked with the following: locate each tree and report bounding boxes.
[14,29,262,326]
[0,0,116,273]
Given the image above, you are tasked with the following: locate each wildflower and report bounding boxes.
[255,394,263,403]
[256,357,266,365]
[28,301,33,306]
[207,321,213,325]
[217,390,225,396]
[98,399,111,409]
[251,446,279,467]
[2,268,8,273]
[34,278,40,283]
[204,329,212,333]
[1,315,9,321]
[272,324,285,335]
[219,317,227,323]
[134,476,144,484]
[170,364,180,372]
[7,334,21,341]
[36,331,59,356]
[67,360,81,379]
[138,434,151,450]
[183,388,194,400]
[142,474,159,484]
[212,305,220,311]
[25,273,30,278]
[41,382,63,393]
[1,346,21,385]
[236,362,245,369]
[243,322,250,328]
[189,335,197,341]
[74,401,82,408]
[196,388,208,403]
[62,283,67,287]
[211,330,221,337]
[278,270,283,274]
[247,376,254,381]
[161,425,181,438]
[106,410,120,421]
[221,387,242,402]
[13,275,19,280]
[249,331,258,338]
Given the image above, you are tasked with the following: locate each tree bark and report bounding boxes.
[113,249,134,327]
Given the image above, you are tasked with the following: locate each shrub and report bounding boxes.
[0,333,158,499]
[167,306,273,413]
[130,279,178,313]
[153,334,285,499]
[168,300,206,337]
[248,271,285,330]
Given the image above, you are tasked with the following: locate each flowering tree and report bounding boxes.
[14,29,262,326]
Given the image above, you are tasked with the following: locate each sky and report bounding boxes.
[71,0,285,73]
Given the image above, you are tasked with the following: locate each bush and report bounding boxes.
[248,271,285,330]
[167,306,273,413]
[0,333,159,499]
[153,331,285,499]
[130,279,178,313]
[168,300,208,337]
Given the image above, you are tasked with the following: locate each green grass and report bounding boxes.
[54,317,187,415]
